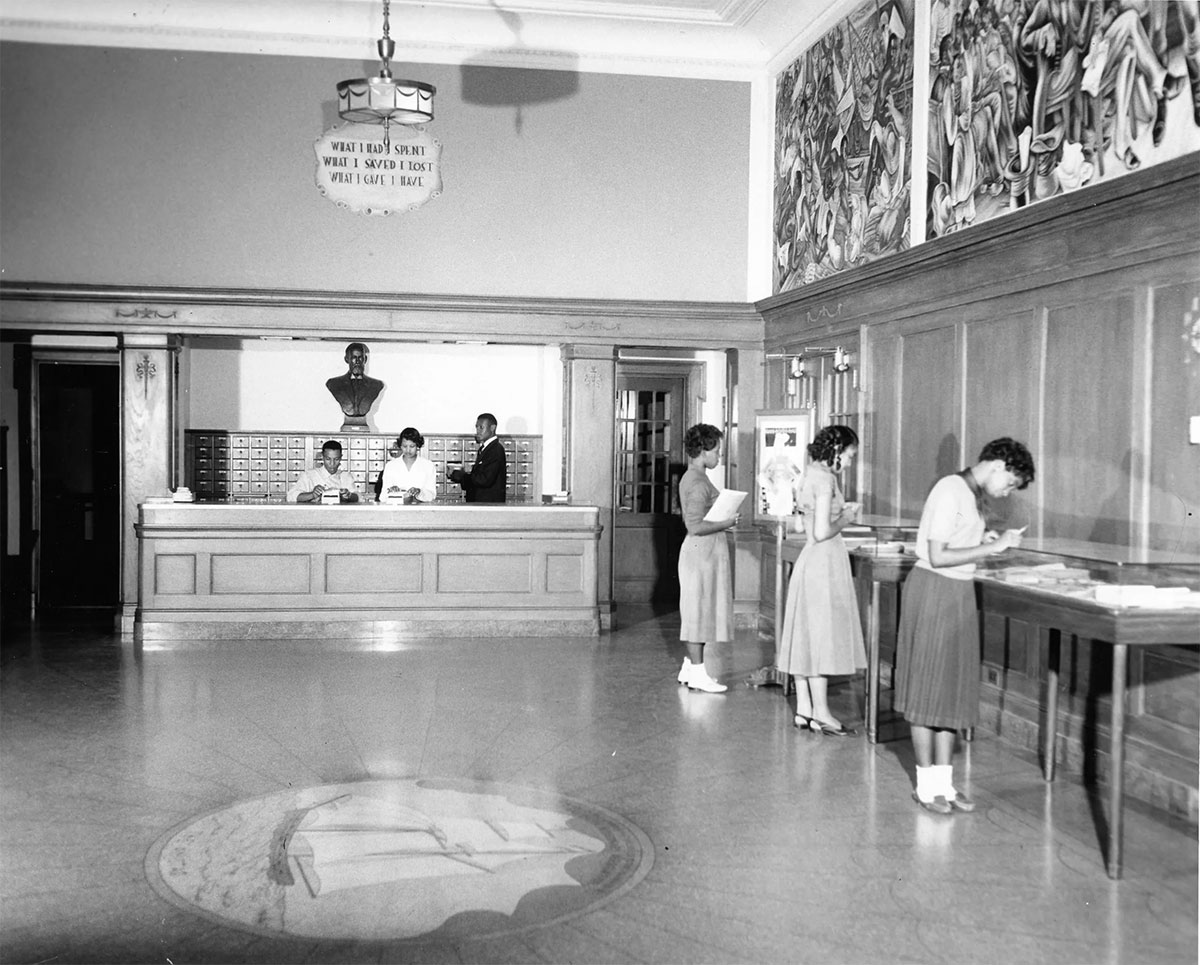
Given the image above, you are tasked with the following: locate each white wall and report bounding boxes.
[1,43,751,301]
[185,339,563,494]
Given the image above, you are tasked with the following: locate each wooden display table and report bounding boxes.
[974,568,1200,880]
[135,502,601,642]
[761,515,916,702]
[850,545,917,743]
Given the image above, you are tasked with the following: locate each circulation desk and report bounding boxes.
[135,502,601,642]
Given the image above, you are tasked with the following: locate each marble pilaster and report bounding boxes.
[561,345,617,627]
[120,334,177,633]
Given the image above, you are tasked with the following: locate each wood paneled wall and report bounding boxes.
[760,154,1200,821]
[762,155,1200,553]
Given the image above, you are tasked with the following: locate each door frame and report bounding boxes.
[29,349,121,612]
[612,359,706,603]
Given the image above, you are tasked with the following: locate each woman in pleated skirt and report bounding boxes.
[895,438,1035,814]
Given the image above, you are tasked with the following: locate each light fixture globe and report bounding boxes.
[337,76,435,126]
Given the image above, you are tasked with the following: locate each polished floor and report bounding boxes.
[1,608,1196,964]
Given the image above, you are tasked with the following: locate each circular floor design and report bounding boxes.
[145,778,653,942]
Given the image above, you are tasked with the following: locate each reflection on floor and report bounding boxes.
[1,608,1196,964]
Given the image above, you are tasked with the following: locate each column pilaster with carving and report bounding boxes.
[561,344,617,628]
[120,334,177,633]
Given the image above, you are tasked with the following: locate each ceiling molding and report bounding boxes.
[0,0,834,80]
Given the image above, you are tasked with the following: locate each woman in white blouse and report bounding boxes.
[380,427,437,503]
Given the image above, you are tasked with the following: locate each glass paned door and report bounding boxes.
[613,373,688,604]
[616,388,674,515]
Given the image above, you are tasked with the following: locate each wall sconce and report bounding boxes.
[792,345,849,374]
[767,345,854,411]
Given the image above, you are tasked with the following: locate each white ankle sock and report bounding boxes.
[932,764,955,798]
[915,765,938,801]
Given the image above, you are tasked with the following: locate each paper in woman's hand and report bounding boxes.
[704,489,748,521]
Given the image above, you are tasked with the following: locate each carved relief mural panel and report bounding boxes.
[773,0,1200,291]
[928,0,1200,238]
[774,0,916,292]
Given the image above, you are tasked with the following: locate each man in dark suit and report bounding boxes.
[449,413,506,503]
[326,342,384,430]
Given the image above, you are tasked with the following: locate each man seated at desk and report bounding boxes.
[448,412,506,503]
[287,440,360,503]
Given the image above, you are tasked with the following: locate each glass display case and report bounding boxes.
[840,517,918,554]
[971,537,1200,879]
[978,538,1200,608]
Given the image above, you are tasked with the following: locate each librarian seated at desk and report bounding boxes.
[287,440,360,504]
[448,412,507,503]
[380,427,437,504]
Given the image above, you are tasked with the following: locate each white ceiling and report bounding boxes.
[0,0,844,80]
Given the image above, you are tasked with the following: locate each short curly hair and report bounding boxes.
[807,424,858,469]
[978,437,1035,489]
[397,427,425,450]
[684,423,723,458]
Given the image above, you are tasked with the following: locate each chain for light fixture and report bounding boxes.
[337,0,436,153]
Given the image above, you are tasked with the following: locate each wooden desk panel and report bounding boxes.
[136,503,601,641]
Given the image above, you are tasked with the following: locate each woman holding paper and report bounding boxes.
[777,424,865,736]
[676,423,741,694]
[895,437,1034,814]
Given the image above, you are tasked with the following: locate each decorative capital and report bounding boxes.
[135,354,157,398]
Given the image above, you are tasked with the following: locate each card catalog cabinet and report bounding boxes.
[185,431,542,504]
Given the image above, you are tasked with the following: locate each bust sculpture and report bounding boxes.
[326,342,384,431]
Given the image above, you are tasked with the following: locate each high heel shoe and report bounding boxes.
[811,719,856,737]
[793,714,814,730]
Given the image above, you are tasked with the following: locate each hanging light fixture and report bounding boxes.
[337,0,435,153]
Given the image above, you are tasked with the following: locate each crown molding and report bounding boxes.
[0,283,765,350]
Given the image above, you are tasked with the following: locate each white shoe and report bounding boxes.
[677,657,693,685]
[687,666,728,693]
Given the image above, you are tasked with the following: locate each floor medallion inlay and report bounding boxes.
[145,778,653,942]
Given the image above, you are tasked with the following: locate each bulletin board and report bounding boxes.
[754,410,812,520]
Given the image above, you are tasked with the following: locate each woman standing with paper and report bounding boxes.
[776,424,865,735]
[676,423,741,693]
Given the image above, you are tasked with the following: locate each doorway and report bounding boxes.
[613,364,700,603]
[34,358,120,610]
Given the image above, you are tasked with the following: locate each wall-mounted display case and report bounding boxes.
[753,409,811,521]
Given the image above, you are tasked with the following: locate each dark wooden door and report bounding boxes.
[35,361,120,608]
